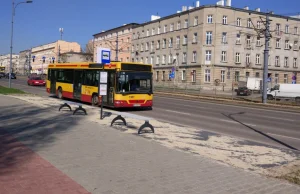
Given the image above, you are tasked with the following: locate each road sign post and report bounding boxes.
[99,71,108,120]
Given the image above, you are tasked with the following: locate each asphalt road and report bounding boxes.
[1,77,300,150]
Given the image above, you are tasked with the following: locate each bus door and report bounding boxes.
[73,70,83,100]
[49,69,57,94]
[102,71,115,106]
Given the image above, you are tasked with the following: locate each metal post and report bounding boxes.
[100,95,103,119]
[9,0,15,88]
[115,32,118,61]
[28,49,31,75]
[262,13,270,104]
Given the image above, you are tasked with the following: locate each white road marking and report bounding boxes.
[267,133,300,141]
[164,109,191,115]
[156,96,300,115]
[219,119,257,127]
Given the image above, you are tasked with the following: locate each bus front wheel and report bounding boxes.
[92,94,99,106]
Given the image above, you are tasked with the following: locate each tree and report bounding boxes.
[85,40,94,54]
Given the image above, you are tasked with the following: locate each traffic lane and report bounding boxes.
[136,107,300,150]
[154,96,300,122]
[0,79,48,97]
[153,97,300,133]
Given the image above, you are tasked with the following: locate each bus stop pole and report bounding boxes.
[100,95,103,120]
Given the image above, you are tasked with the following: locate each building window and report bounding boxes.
[255,72,260,78]
[285,25,289,34]
[152,28,155,35]
[192,70,196,82]
[170,23,174,32]
[157,26,161,34]
[235,71,240,82]
[246,35,251,47]
[182,52,187,63]
[176,36,180,48]
[246,54,250,64]
[284,57,289,67]
[205,69,211,82]
[256,54,260,65]
[150,56,154,65]
[222,32,227,43]
[162,39,166,48]
[168,54,172,64]
[221,51,227,62]
[193,33,198,43]
[295,27,298,35]
[136,44,139,51]
[132,45,135,52]
[177,21,181,30]
[276,39,280,48]
[141,43,144,51]
[192,51,197,62]
[155,71,159,81]
[162,55,166,64]
[275,73,279,84]
[146,29,149,36]
[247,19,251,28]
[164,25,167,33]
[235,53,241,63]
[145,42,149,51]
[162,71,165,81]
[139,57,143,63]
[276,24,281,35]
[182,70,186,80]
[194,17,198,26]
[183,35,187,45]
[257,21,261,29]
[145,57,148,64]
[206,31,212,45]
[150,41,154,52]
[285,40,290,49]
[221,70,225,83]
[157,40,160,49]
[126,57,129,62]
[156,56,160,65]
[256,37,261,46]
[237,18,241,26]
[169,38,173,48]
[275,56,280,67]
[222,16,227,25]
[294,41,298,50]
[207,15,213,23]
[206,50,212,61]
[184,19,188,28]
[246,72,250,79]
[284,74,288,83]
[294,58,298,68]
[236,34,241,44]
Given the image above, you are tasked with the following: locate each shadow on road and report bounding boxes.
[221,112,298,151]
[0,104,84,176]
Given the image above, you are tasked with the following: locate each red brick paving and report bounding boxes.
[0,131,90,194]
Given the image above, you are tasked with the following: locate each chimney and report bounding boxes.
[226,0,231,6]
[196,1,200,7]
[255,8,260,12]
[182,6,187,11]
[188,6,194,10]
[244,6,249,10]
[216,0,224,6]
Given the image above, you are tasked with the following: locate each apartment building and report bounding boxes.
[93,23,139,63]
[0,54,19,74]
[131,1,300,89]
[31,40,81,74]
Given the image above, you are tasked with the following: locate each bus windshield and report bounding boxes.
[117,72,152,94]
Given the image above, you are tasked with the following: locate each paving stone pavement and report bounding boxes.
[0,95,300,194]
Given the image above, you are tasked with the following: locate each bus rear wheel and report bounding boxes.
[92,94,99,106]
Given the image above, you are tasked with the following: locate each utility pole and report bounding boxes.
[27,49,31,76]
[59,28,64,40]
[262,13,271,104]
[115,32,119,61]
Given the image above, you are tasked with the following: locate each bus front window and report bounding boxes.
[117,72,152,94]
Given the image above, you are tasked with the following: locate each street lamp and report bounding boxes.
[9,0,33,88]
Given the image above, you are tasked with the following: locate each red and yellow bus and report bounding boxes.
[46,62,153,108]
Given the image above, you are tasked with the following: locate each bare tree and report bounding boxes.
[85,40,94,54]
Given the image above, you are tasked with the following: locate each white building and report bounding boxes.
[0,54,20,74]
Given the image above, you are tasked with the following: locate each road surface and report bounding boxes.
[1,78,300,150]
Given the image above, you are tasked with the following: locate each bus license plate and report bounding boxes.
[133,104,141,107]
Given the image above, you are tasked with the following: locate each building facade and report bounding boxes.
[93,23,139,63]
[19,49,31,75]
[131,2,300,90]
[0,54,19,74]
[30,40,81,74]
[60,52,93,63]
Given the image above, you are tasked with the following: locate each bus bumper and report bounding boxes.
[114,100,153,108]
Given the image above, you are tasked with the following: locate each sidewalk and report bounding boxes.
[0,95,299,194]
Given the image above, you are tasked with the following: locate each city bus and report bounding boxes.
[46,62,153,108]
[0,66,5,73]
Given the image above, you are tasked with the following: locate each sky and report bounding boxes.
[0,0,300,55]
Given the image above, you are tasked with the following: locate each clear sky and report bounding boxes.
[0,0,300,55]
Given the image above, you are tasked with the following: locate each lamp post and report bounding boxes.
[9,0,33,88]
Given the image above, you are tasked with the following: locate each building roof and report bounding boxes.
[93,23,140,37]
[133,4,300,28]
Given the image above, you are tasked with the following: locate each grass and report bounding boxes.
[0,85,26,94]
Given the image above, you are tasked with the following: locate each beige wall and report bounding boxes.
[0,54,19,74]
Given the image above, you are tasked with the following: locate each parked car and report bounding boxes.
[236,87,251,96]
[5,73,16,79]
[0,72,5,78]
[27,77,46,86]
